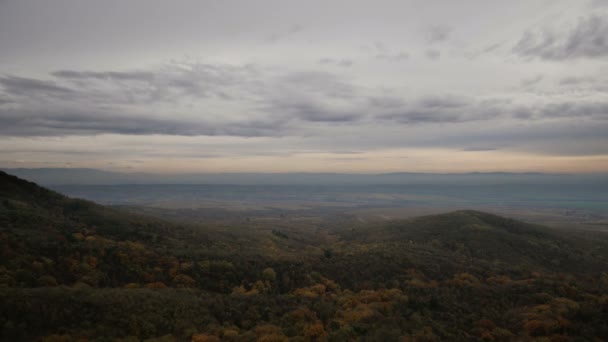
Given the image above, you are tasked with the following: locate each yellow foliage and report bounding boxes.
[288,307,317,322]
[486,275,512,285]
[262,267,277,282]
[86,256,98,269]
[72,232,85,241]
[410,326,438,342]
[550,297,579,315]
[145,281,167,289]
[294,288,318,298]
[341,303,375,323]
[191,334,221,342]
[180,261,194,271]
[231,284,259,296]
[222,328,240,339]
[253,280,266,292]
[231,285,247,295]
[173,274,196,288]
[361,291,384,304]
[293,283,327,298]
[254,324,288,341]
[305,321,328,339]
[447,273,480,286]
[310,284,326,296]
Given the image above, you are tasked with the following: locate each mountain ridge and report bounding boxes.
[4,167,606,185]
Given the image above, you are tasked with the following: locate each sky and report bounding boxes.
[1,0,608,174]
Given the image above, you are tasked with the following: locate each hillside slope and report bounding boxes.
[336,210,608,274]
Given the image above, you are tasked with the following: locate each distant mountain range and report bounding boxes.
[2,167,607,185]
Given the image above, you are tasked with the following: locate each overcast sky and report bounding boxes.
[1,0,608,173]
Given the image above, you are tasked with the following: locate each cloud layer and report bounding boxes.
[1,0,607,172]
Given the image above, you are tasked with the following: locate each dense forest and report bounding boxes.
[1,171,608,341]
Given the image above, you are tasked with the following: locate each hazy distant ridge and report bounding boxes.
[3,168,607,185]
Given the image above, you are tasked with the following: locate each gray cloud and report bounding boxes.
[520,74,543,87]
[538,102,608,119]
[374,51,410,62]
[276,71,356,99]
[0,105,286,137]
[378,95,608,125]
[514,14,608,60]
[377,95,498,124]
[318,58,354,67]
[591,0,608,8]
[51,70,156,81]
[559,76,593,85]
[267,99,360,123]
[368,96,406,109]
[425,49,441,60]
[462,147,499,151]
[1,0,607,169]
[426,25,452,43]
[265,24,304,43]
[557,74,608,92]
[0,96,12,105]
[3,62,607,140]
[0,76,75,98]
[0,65,372,136]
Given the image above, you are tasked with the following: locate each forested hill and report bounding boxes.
[339,210,608,274]
[1,171,608,341]
[0,170,179,241]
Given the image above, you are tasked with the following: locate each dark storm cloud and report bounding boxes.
[514,15,608,60]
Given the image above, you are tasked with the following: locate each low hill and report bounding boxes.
[337,210,608,274]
